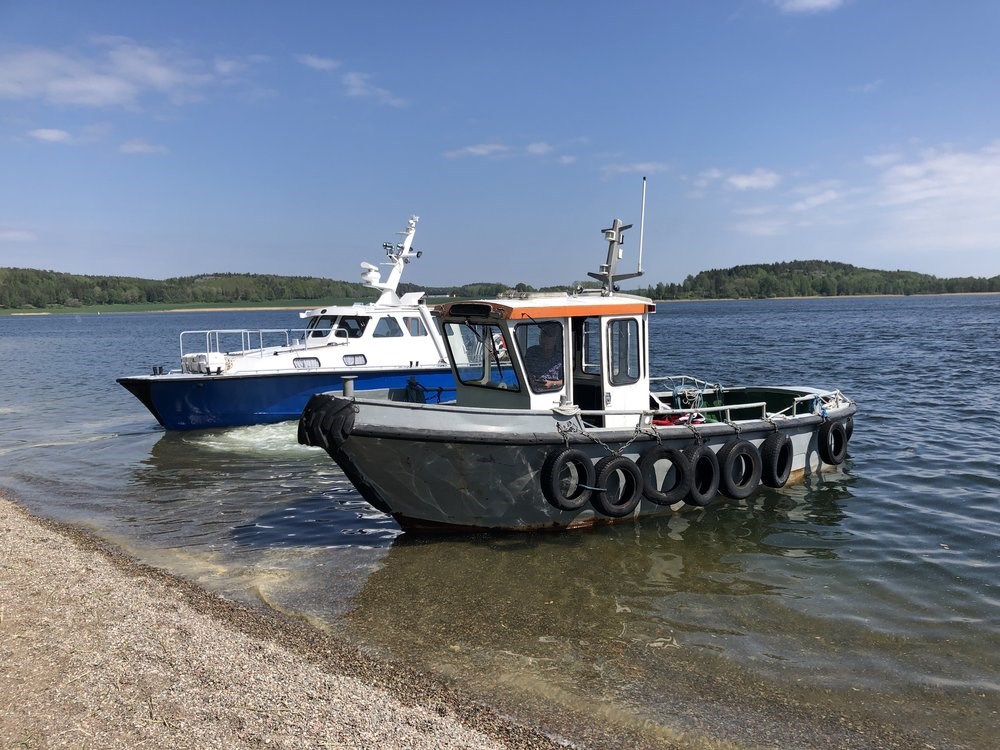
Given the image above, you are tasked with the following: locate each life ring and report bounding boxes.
[760,432,793,488]
[716,439,762,500]
[682,444,719,507]
[590,455,643,517]
[637,446,691,505]
[817,420,848,465]
[541,448,596,511]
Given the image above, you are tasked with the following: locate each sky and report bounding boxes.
[1,0,999,288]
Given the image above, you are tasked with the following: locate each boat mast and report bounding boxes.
[360,215,421,305]
[588,220,644,295]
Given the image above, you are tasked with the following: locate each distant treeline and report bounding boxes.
[1,260,998,309]
[637,260,1000,299]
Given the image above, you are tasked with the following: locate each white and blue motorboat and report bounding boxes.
[118,216,455,431]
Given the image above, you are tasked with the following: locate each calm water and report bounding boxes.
[1,297,997,749]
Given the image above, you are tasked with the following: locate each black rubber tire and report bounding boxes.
[845,415,854,441]
[760,432,793,488]
[298,394,355,452]
[637,446,692,505]
[541,448,596,511]
[590,456,643,518]
[682,444,720,507]
[717,439,762,500]
[817,420,848,465]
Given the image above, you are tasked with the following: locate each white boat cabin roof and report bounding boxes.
[435,292,655,323]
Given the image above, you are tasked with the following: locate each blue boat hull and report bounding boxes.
[117,368,455,431]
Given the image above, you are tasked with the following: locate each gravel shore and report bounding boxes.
[1,492,942,750]
[0,495,575,750]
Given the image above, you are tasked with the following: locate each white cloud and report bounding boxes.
[733,212,789,236]
[0,39,215,108]
[773,0,844,13]
[297,54,339,72]
[602,162,670,176]
[790,189,841,212]
[0,228,37,242]
[28,128,72,143]
[526,142,553,156]
[850,79,883,94]
[119,138,167,154]
[727,168,781,190]
[865,152,901,168]
[341,72,406,107]
[873,142,1000,256]
[443,143,512,159]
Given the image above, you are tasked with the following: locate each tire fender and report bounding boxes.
[717,439,762,500]
[682,444,720,507]
[590,456,643,518]
[760,432,793,488]
[817,420,848,465]
[541,448,595,511]
[637,446,691,505]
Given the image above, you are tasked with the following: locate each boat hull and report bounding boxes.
[299,393,857,532]
[118,368,454,431]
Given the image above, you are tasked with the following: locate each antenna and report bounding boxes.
[637,176,646,274]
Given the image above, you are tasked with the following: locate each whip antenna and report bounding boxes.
[637,176,646,274]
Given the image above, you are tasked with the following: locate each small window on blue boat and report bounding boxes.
[309,316,336,337]
[336,316,369,339]
[372,317,404,338]
[293,357,321,369]
[608,318,641,385]
[343,354,367,367]
[403,316,427,336]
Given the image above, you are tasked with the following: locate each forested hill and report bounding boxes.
[0,268,377,308]
[1,260,998,310]
[638,260,1000,299]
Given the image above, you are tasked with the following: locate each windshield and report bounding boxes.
[442,321,520,391]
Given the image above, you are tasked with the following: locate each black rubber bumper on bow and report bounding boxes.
[297,394,356,454]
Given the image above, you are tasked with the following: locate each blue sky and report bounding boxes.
[2,0,999,288]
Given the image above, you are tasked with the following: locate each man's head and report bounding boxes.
[540,322,560,340]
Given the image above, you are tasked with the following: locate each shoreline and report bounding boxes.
[0,494,572,750]
[0,492,936,749]
[3,290,1000,317]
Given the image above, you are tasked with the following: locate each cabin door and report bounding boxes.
[600,316,646,429]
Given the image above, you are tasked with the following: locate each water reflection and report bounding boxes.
[335,484,852,731]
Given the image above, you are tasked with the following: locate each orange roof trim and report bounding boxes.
[437,298,654,320]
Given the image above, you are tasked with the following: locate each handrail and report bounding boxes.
[179,328,312,358]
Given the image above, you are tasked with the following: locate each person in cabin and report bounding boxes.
[524,322,564,390]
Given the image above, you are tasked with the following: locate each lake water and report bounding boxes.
[1,296,997,749]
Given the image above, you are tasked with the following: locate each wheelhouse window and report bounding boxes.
[308,316,336,338]
[443,321,520,391]
[403,316,428,336]
[334,316,369,339]
[515,321,565,393]
[372,317,404,338]
[608,318,641,385]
